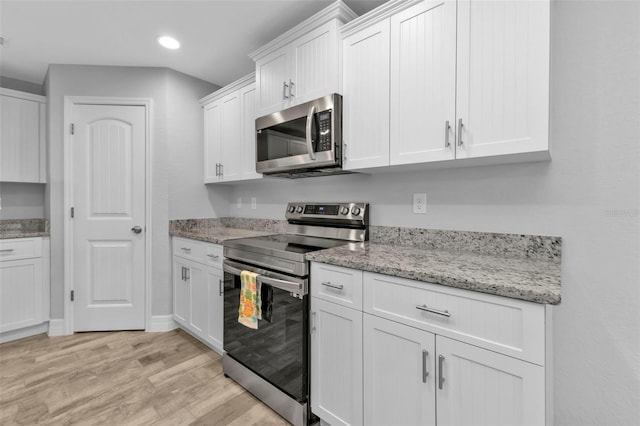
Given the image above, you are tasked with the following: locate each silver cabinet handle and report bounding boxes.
[438,354,445,390]
[416,304,451,317]
[215,163,219,176]
[457,118,464,146]
[444,120,451,147]
[311,311,316,333]
[0,249,15,253]
[180,247,191,253]
[289,79,295,98]
[343,142,347,161]
[321,281,344,290]
[305,103,317,161]
[207,254,219,259]
[422,349,429,383]
[219,164,223,177]
[181,266,185,281]
[219,279,223,296]
[283,81,289,100]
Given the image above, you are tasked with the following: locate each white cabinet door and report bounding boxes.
[363,314,436,426]
[0,90,46,183]
[311,297,363,426]
[0,258,43,333]
[187,261,206,335]
[255,48,289,118]
[455,0,550,159]
[219,91,242,181]
[291,21,339,106]
[206,266,223,352]
[239,83,262,181]
[173,258,189,326]
[203,100,222,183]
[390,0,457,165]
[342,19,391,170]
[436,335,545,426]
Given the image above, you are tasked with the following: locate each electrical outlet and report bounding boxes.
[251,197,257,210]
[236,197,242,208]
[413,193,427,214]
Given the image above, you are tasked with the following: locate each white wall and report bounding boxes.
[230,2,640,424]
[45,65,219,319]
[0,183,45,219]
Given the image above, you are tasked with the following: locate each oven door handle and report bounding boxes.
[223,263,304,294]
[305,104,317,161]
[257,275,303,293]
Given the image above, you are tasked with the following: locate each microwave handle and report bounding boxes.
[305,104,317,161]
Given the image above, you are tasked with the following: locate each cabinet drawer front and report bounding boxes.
[204,244,223,268]
[0,238,42,261]
[172,237,205,263]
[311,263,363,310]
[363,272,545,365]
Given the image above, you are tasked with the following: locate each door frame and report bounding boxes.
[63,96,153,335]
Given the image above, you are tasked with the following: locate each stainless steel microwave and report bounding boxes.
[256,94,348,178]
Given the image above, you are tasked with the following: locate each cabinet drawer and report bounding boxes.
[173,237,205,263]
[204,244,223,268]
[0,238,42,262]
[311,263,363,310]
[363,272,546,365]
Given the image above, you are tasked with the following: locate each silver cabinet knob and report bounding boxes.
[131,226,143,234]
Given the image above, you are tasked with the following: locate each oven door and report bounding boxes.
[223,259,309,402]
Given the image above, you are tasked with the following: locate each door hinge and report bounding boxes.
[70,290,75,301]
[70,207,75,218]
[70,123,75,135]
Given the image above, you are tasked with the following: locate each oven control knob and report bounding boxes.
[288,205,296,213]
[340,206,349,215]
[296,206,304,213]
[351,206,361,216]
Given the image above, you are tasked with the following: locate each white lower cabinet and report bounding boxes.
[311,297,363,426]
[172,237,223,352]
[311,263,550,426]
[0,237,50,339]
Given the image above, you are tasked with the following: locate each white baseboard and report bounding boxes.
[147,315,178,332]
[0,323,49,344]
[47,319,69,336]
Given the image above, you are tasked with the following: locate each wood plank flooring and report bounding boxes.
[0,329,291,425]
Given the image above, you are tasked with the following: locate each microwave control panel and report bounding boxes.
[317,110,332,152]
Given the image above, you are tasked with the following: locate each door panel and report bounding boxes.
[73,104,146,331]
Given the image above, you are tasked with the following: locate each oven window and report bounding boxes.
[223,271,308,402]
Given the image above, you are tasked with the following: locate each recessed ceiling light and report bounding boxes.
[157,36,180,50]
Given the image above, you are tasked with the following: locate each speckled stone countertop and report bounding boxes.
[169,217,286,244]
[307,227,562,305]
[0,219,50,239]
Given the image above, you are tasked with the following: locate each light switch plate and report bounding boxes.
[413,193,427,214]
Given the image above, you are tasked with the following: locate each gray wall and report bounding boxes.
[230,2,640,425]
[0,76,45,95]
[45,65,220,319]
[0,183,45,219]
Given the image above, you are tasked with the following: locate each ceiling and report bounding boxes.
[0,0,385,88]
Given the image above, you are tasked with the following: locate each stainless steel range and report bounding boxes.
[222,202,369,426]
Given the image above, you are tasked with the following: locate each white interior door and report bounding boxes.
[72,104,146,331]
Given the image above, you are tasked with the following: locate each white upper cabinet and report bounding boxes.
[341,0,550,171]
[0,89,47,183]
[342,19,391,170]
[201,74,262,184]
[250,1,357,118]
[455,0,550,159]
[390,0,457,165]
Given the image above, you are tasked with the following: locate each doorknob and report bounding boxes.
[131,226,143,234]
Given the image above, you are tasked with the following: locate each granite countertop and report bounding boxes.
[170,227,276,244]
[306,242,561,305]
[0,219,50,239]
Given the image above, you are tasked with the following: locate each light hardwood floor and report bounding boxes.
[0,329,291,425]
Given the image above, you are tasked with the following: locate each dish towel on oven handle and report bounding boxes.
[238,270,261,329]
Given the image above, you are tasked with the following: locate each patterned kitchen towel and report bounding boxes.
[238,270,260,329]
